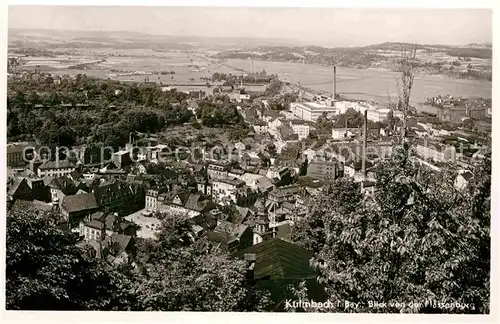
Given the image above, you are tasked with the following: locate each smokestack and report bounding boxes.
[333,65,337,100]
[362,109,368,178]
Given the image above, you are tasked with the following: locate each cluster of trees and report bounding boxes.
[292,146,491,313]
[197,95,245,127]
[7,73,248,148]
[216,47,387,70]
[315,108,388,132]
[6,207,272,311]
[266,93,298,111]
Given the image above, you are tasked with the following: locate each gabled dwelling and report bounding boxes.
[60,193,99,230]
[159,191,216,218]
[76,231,135,265]
[145,186,170,213]
[261,110,282,123]
[37,160,76,178]
[205,220,253,252]
[7,176,48,202]
[92,181,144,215]
[297,177,325,196]
[207,162,233,180]
[240,152,265,171]
[27,177,48,201]
[46,175,79,203]
[295,195,314,216]
[266,167,291,181]
[79,211,137,241]
[239,173,274,193]
[230,205,252,224]
[454,170,474,191]
[268,184,301,206]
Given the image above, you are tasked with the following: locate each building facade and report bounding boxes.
[212,178,246,204]
[37,160,76,178]
[290,102,340,122]
[306,161,340,180]
[289,120,310,140]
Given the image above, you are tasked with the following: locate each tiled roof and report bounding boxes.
[61,193,98,213]
[233,238,316,280]
[47,175,75,190]
[234,206,250,223]
[184,193,202,211]
[109,233,132,252]
[93,182,135,206]
[215,220,249,239]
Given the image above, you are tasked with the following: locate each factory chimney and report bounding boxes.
[333,65,337,101]
[361,109,368,178]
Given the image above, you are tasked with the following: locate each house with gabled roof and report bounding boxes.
[60,193,99,229]
[46,175,79,203]
[92,181,144,215]
[7,178,29,201]
[159,190,216,218]
[233,238,326,308]
[234,238,316,279]
[79,211,136,241]
[205,220,253,252]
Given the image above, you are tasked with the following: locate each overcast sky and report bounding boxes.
[8,6,492,47]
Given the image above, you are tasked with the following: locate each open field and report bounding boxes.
[10,46,492,105]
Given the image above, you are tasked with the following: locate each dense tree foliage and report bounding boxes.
[293,146,491,313]
[7,73,194,146]
[198,96,245,127]
[330,108,385,130]
[6,207,136,310]
[6,208,272,311]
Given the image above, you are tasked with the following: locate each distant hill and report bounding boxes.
[213,42,492,81]
[8,28,301,50]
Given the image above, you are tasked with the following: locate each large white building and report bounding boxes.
[289,120,311,140]
[212,178,246,204]
[290,102,340,122]
[367,108,391,122]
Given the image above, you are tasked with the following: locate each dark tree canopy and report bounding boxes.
[6,207,135,310]
[293,146,490,313]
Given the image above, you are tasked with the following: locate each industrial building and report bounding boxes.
[290,102,341,122]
